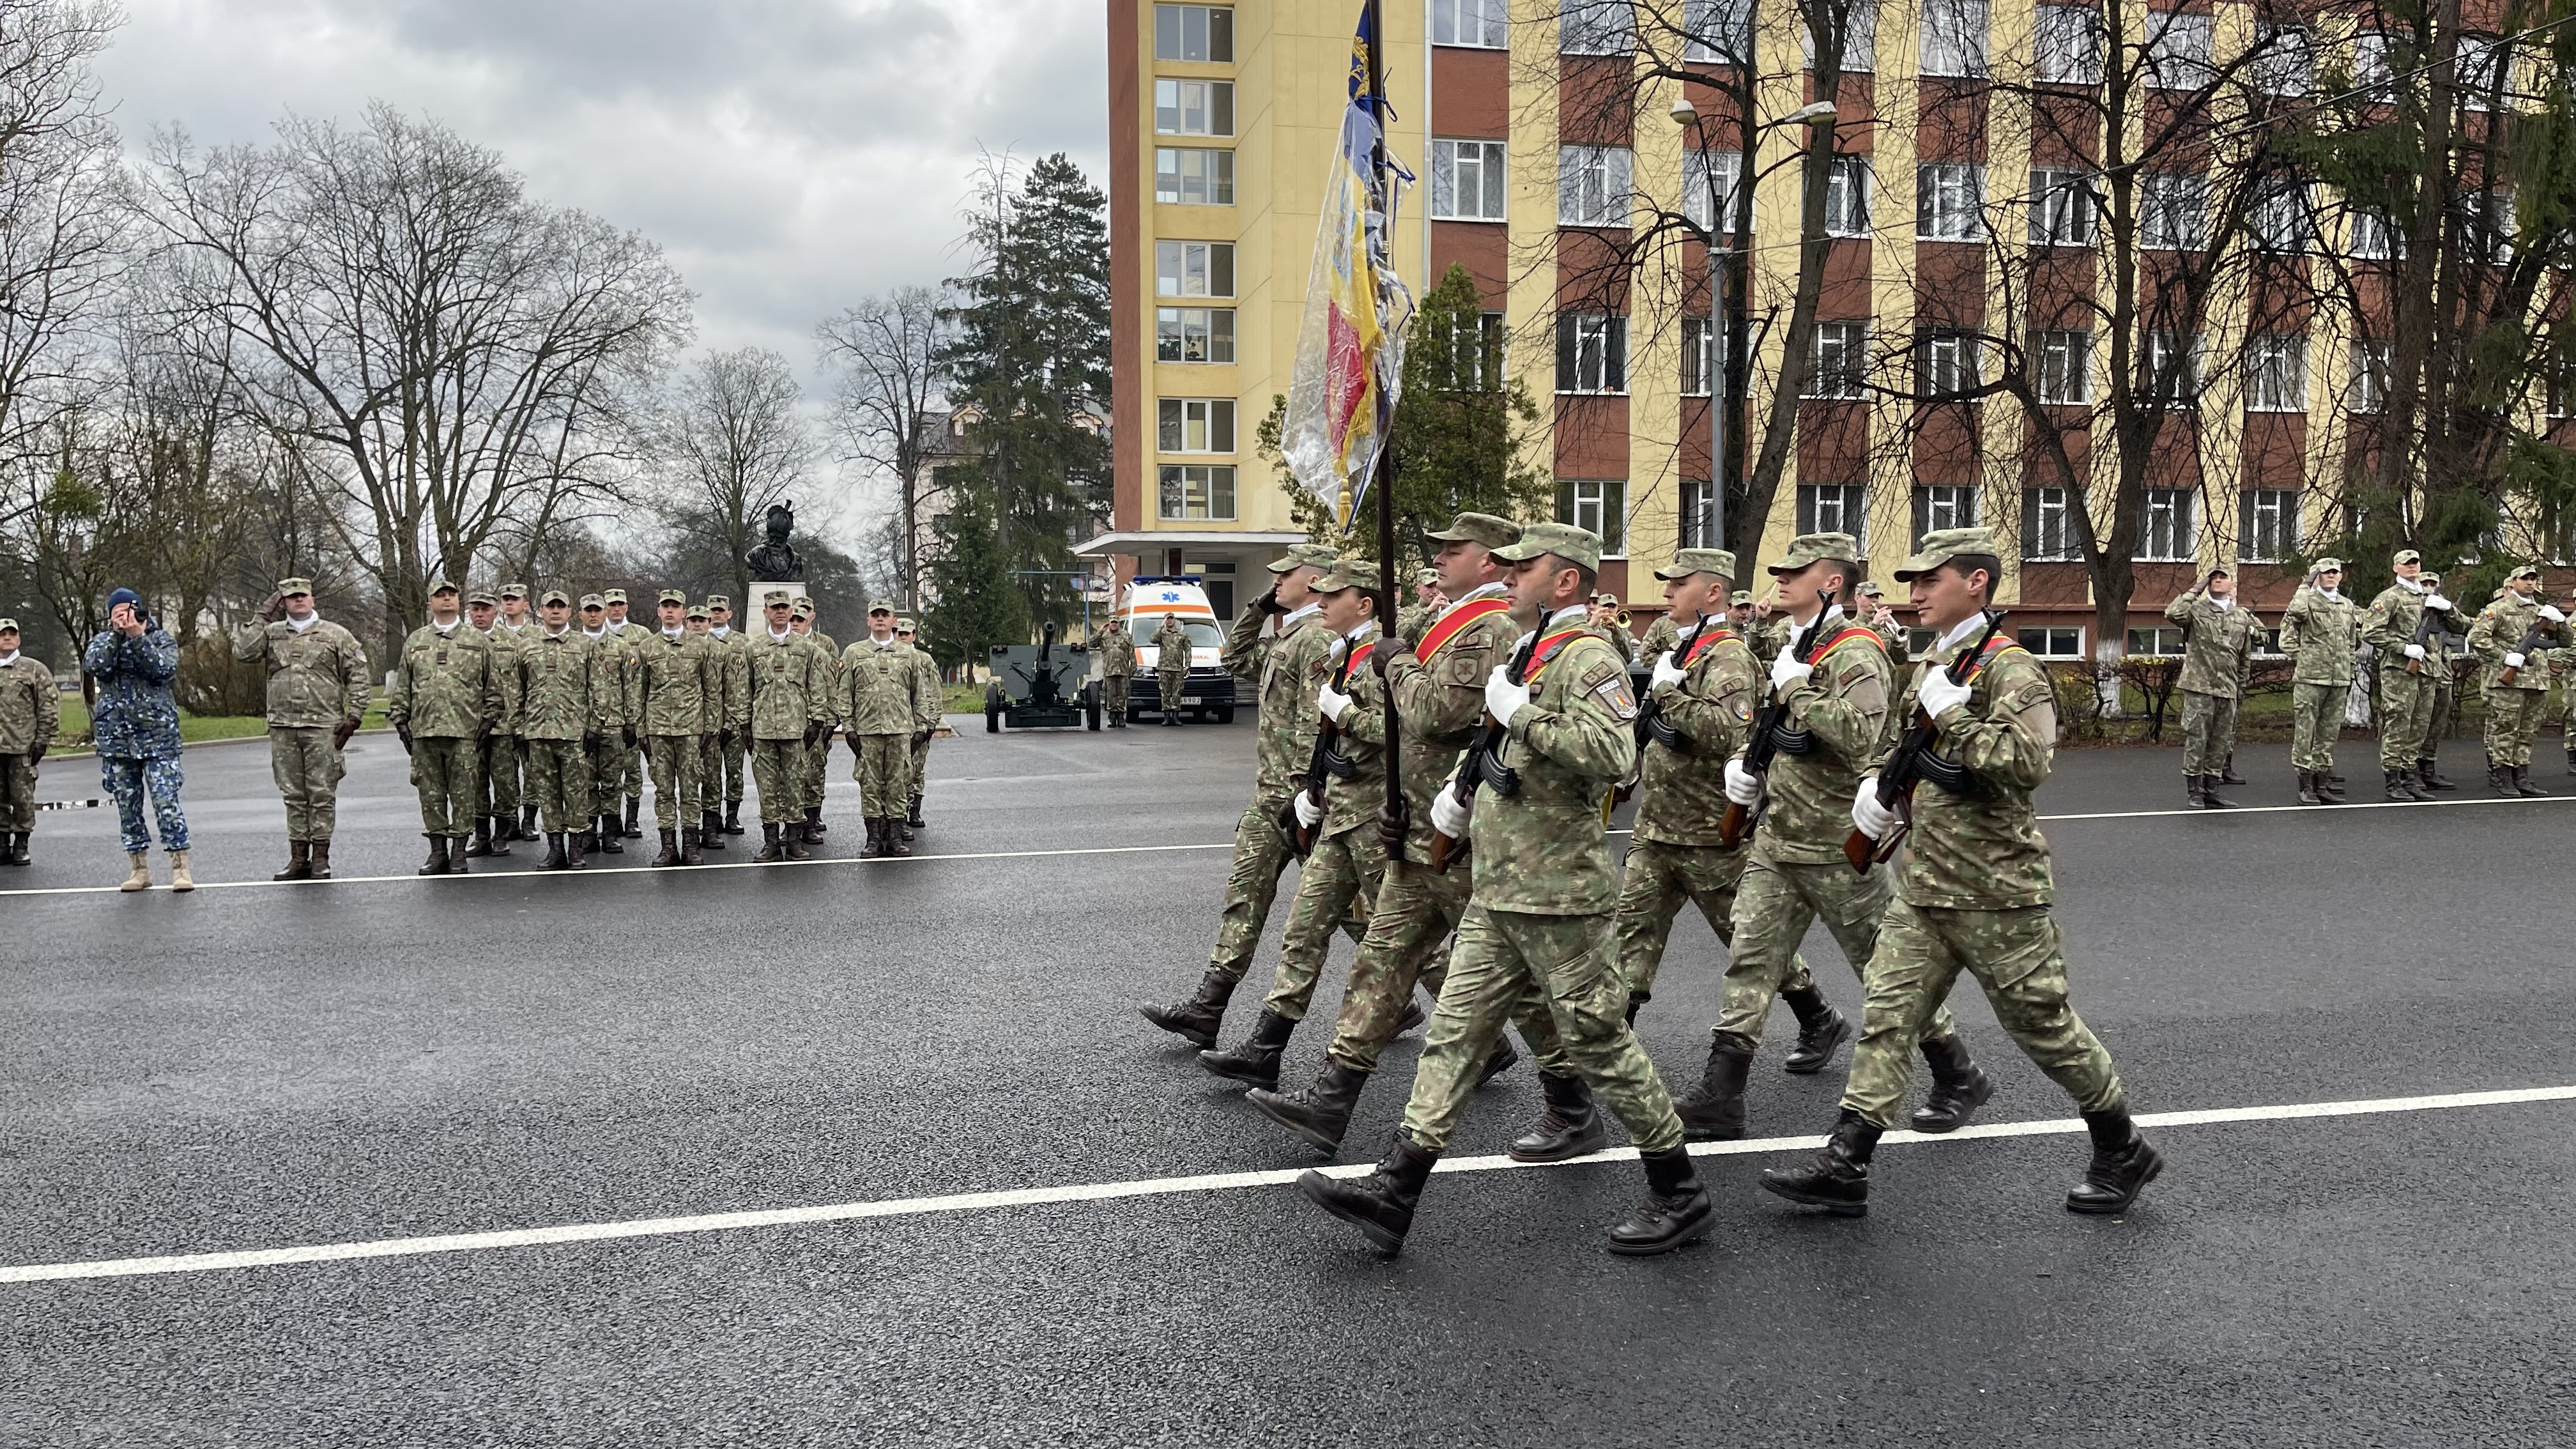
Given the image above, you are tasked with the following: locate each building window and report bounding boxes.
[2550,359,2575,419]
[2028,167,2097,247]
[2353,29,2398,88]
[2035,4,2104,83]
[2018,625,2083,658]
[1913,484,1980,544]
[1681,478,1721,548]
[2244,334,2306,412]
[1156,79,1233,136]
[1805,1,1878,71]
[2347,340,2391,415]
[1821,155,1872,237]
[1432,0,1508,47]
[2348,208,2402,261]
[2250,178,2310,252]
[1808,321,1869,399]
[1158,397,1237,453]
[2458,36,2507,111]
[2462,188,2515,264]
[1158,464,1238,521]
[2127,625,2188,656]
[2242,488,2297,562]
[1556,313,1628,394]
[2139,171,2207,250]
[1156,240,1234,298]
[1432,139,1508,221]
[1684,149,1748,234]
[2144,10,2214,89]
[2136,488,2195,561]
[2035,328,2090,404]
[1916,328,1980,398]
[1155,307,1236,363]
[1155,148,1234,206]
[1560,0,1636,54]
[1557,478,1627,553]
[1558,145,1634,227]
[2142,330,2202,402]
[1685,0,1754,65]
[1916,162,1985,240]
[1681,316,1715,397]
[2257,22,2315,96]
[1921,0,1989,77]
[1446,311,1506,391]
[1153,5,1234,63]
[2023,486,2076,559]
[1797,482,1867,544]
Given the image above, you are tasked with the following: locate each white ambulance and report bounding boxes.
[1112,576,1236,723]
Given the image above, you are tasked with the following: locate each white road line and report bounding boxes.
[6,1084,2567,1285]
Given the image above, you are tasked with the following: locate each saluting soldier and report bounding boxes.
[232,576,371,882]
[576,595,636,854]
[1301,522,1712,1258]
[2359,549,2453,802]
[385,578,503,876]
[790,597,838,841]
[705,594,753,837]
[0,615,61,866]
[2166,565,2260,808]
[491,583,541,840]
[634,589,719,866]
[2467,563,2561,797]
[1771,527,2159,1218]
[837,601,926,858]
[1094,613,1137,726]
[2279,558,2363,804]
[1701,533,1988,1141]
[1140,543,1341,1047]
[1151,612,1192,726]
[895,617,939,835]
[514,589,604,870]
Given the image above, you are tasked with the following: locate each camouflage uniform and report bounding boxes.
[385,617,503,839]
[1204,590,1334,984]
[837,634,931,821]
[581,615,638,829]
[601,608,650,815]
[2361,569,2448,783]
[0,631,62,839]
[2164,581,2258,781]
[2466,581,2557,774]
[83,624,189,854]
[480,615,533,830]
[1095,624,1137,724]
[512,623,604,834]
[1250,622,1391,1027]
[901,631,940,815]
[1151,615,1192,721]
[2279,577,2363,777]
[634,623,720,832]
[795,612,840,822]
[707,610,754,820]
[1636,613,1681,666]
[747,624,834,826]
[231,602,371,844]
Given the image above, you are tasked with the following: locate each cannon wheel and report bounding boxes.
[1084,682,1103,732]
[985,686,1002,733]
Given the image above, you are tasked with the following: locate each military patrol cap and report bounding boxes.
[686,602,710,620]
[2393,548,2423,567]
[467,588,498,607]
[1894,526,2002,582]
[427,577,459,595]
[1492,521,1602,571]
[1855,580,1885,598]
[2311,556,2345,573]
[540,588,572,606]
[1310,556,1370,592]
[1423,511,1522,549]
[1731,589,1754,607]
[792,594,815,610]
[0,618,17,632]
[762,588,791,608]
[896,617,917,631]
[579,593,606,609]
[1655,548,1738,581]
[276,576,314,596]
[2206,562,2234,579]
[500,581,530,599]
[1593,591,1620,608]
[1767,533,1860,576]
[790,601,813,619]
[868,599,895,615]
[2510,562,2543,581]
[706,594,730,610]
[657,588,686,605]
[1266,542,1340,574]
[602,588,627,604]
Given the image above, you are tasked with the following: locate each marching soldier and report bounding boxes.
[1701,533,1988,1141]
[514,589,604,870]
[790,597,838,841]
[2466,563,2561,797]
[1094,614,1137,726]
[464,590,517,859]
[577,595,636,854]
[838,602,930,858]
[491,583,540,840]
[232,576,371,882]
[1140,542,1339,1047]
[896,617,939,835]
[385,579,503,876]
[2419,571,2466,788]
[2280,558,2362,804]
[747,590,834,861]
[0,615,60,866]
[1151,612,1191,726]
[2360,549,2453,802]
[636,589,719,866]
[2165,565,2259,808]
[1771,527,2159,1217]
[705,594,753,837]
[1301,522,1711,1258]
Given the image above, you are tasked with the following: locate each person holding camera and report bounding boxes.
[83,588,192,891]
[231,577,372,880]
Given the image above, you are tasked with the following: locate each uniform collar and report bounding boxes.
[0,651,16,666]
[661,626,683,639]
[431,618,461,634]
[1547,603,1588,630]
[1455,581,1507,604]
[1279,602,1321,627]
[285,612,320,633]
[769,627,792,642]
[1932,613,1984,654]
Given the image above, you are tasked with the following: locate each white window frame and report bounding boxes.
[2026,485,2076,560]
[1155,147,1235,206]
[1916,162,1985,240]
[1558,144,1634,227]
[1684,148,1749,234]
[2135,489,2196,562]
[1558,477,1629,555]
[1431,0,1508,48]
[2256,22,2315,96]
[1917,329,1980,397]
[1917,483,1981,540]
[1797,482,1867,545]
[1155,240,1235,298]
[2028,167,2098,247]
[2347,340,2391,415]
[1685,0,1754,65]
[1153,4,1234,63]
[1157,397,1238,454]
[1557,312,1629,394]
[2458,36,2506,111]
[2139,171,2208,250]
[2034,4,2104,84]
[1431,139,1508,222]
[2144,10,2214,90]
[1804,1,1878,71]
[1920,0,1990,77]
[1808,321,1869,399]
[2348,208,2402,261]
[1155,307,1237,364]
[2035,328,2091,405]
[2250,178,2311,254]
[1681,477,1721,548]
[2142,330,2204,403]
[2017,625,2085,659]
[2244,334,2308,413]
[2242,487,2297,563]
[1158,463,1238,521]
[1448,310,1506,391]
[2463,188,2515,264]
[1822,155,1872,238]
[1154,78,1234,137]
[1560,0,1636,55]
[1682,316,1715,397]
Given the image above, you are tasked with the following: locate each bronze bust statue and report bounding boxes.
[746,502,804,582]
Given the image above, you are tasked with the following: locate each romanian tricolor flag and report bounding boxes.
[1280,3,1415,532]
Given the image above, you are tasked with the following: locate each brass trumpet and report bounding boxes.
[1614,606,1633,629]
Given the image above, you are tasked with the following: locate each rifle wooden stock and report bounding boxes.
[2496,621,2556,686]
[1839,610,2008,875]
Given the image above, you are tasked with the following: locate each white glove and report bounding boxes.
[1317,677,1354,726]
[1851,778,1896,840]
[1769,645,1813,693]
[2543,606,2567,624]
[1430,784,1471,839]
[2505,652,2527,669]
[2403,643,2426,661]
[1292,792,1324,829]
[1485,664,1530,728]
[1722,756,1761,806]
[1917,668,1974,721]
[2425,594,2453,613]
[1650,650,1686,692]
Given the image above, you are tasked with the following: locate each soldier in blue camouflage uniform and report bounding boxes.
[0,615,60,867]
[84,588,192,891]
[1766,527,2159,1218]
[1302,522,1712,1259]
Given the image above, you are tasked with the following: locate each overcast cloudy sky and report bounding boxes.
[96,0,1111,371]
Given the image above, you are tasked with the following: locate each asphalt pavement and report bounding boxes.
[3,718,2572,1446]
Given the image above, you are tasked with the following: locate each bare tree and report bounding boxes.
[652,346,813,604]
[818,286,947,611]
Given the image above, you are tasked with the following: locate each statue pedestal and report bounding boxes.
[744,580,807,606]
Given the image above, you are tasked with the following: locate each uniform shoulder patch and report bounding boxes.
[1591,668,1639,721]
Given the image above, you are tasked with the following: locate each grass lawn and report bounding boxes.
[55,693,395,747]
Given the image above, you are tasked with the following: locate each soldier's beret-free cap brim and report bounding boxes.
[1491,521,1602,571]
[1653,548,1738,582]
[1768,533,1862,577]
[1266,542,1340,574]
[540,589,572,606]
[0,618,17,632]
[1422,512,1522,550]
[275,577,314,596]
[1893,526,2001,582]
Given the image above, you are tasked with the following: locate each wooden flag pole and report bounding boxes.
[1361,0,1406,861]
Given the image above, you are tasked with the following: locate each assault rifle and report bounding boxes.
[1281,640,1365,858]
[1843,610,2009,873]
[2405,597,2444,677]
[1613,614,1717,806]
[2495,617,2561,687]
[1717,588,1839,850]
[1428,626,1542,875]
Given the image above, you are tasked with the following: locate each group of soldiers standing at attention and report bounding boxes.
[1140,514,2156,1257]
[229,576,941,879]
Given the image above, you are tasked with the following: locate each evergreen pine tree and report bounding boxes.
[921,493,1029,671]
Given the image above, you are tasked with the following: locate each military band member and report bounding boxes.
[838,601,933,858]
[515,590,604,870]
[1703,533,1988,1141]
[1302,521,1711,1257]
[896,617,939,834]
[0,615,60,866]
[232,576,371,882]
[634,590,719,866]
[2166,565,2259,808]
[493,582,540,839]
[1586,593,1638,665]
[684,603,730,850]
[705,594,753,836]
[2280,558,2361,804]
[1151,612,1191,726]
[387,579,503,875]
[1095,615,1137,726]
[1768,527,2159,1217]
[1855,581,1910,666]
[2418,571,2465,788]
[747,590,834,861]
[2467,563,2561,797]
[577,594,636,854]
[790,597,838,841]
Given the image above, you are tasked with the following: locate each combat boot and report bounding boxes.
[1673,1038,1753,1142]
[2489,761,2517,797]
[1607,1147,1713,1257]
[2066,1105,2163,1214]
[1782,986,1851,1073]
[121,850,152,891]
[753,823,783,863]
[2200,775,2237,808]
[2184,774,2204,808]
[169,848,193,892]
[565,831,588,870]
[2418,758,2458,791]
[1142,969,1235,1048]
[1477,1034,1520,1087]
[518,804,539,840]
[1199,1009,1294,1089]
[2220,754,2247,786]
[273,839,313,881]
[4,831,27,865]
[907,795,926,829]
[1248,1060,1369,1153]
[682,826,704,865]
[699,810,726,850]
[2315,772,2346,804]
[2296,771,2320,805]
[880,818,913,857]
[2383,769,2419,802]
[1910,1032,1993,1133]
[806,806,827,838]
[859,818,885,859]
[486,815,510,854]
[308,841,333,879]
[595,814,624,854]
[1760,1108,1880,1216]
[652,829,680,868]
[465,818,493,858]
[418,834,452,876]
[2515,764,2549,797]
[1393,999,1425,1036]
[724,802,745,834]
[896,815,915,843]
[1508,1071,1607,1163]
[541,832,568,870]
[781,824,811,861]
[622,799,642,838]
[1298,1135,1436,1254]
